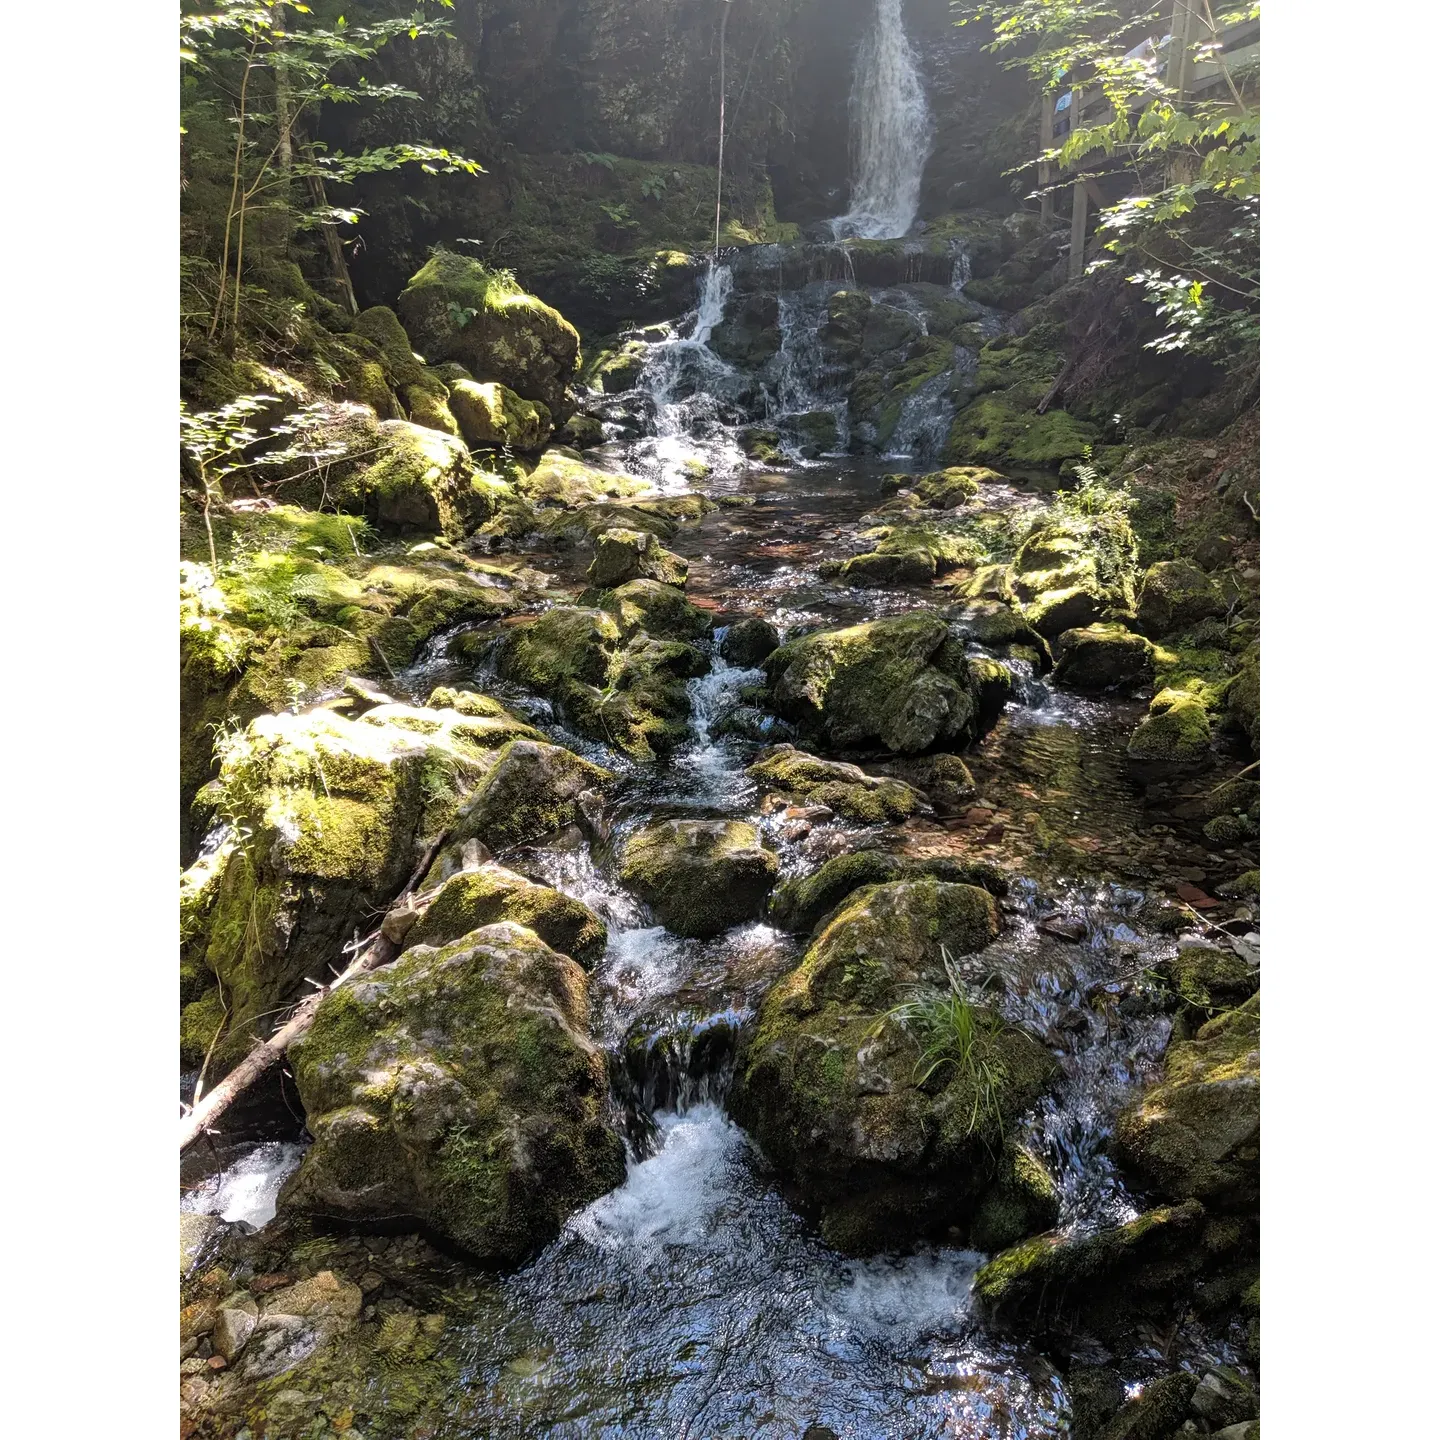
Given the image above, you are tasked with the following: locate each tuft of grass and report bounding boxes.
[881,949,1009,1137]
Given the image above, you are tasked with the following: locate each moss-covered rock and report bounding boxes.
[1114,995,1260,1210]
[1127,688,1213,763]
[969,1141,1063,1253]
[1054,624,1155,692]
[1023,585,1106,639]
[447,380,553,453]
[283,922,624,1265]
[449,739,615,855]
[973,1199,1209,1327]
[881,466,993,510]
[1159,946,1260,1032]
[194,705,504,1051]
[1094,1373,1198,1440]
[618,819,778,938]
[597,578,711,642]
[943,599,1051,670]
[518,450,651,510]
[838,547,938,588]
[1135,560,1228,638]
[738,426,786,465]
[1228,644,1260,753]
[763,611,984,754]
[350,422,478,539]
[748,744,925,825]
[720,616,780,667]
[396,253,581,417]
[733,878,1055,1253]
[587,527,689,588]
[406,864,606,970]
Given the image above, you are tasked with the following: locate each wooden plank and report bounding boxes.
[1069,178,1088,282]
[1040,90,1055,226]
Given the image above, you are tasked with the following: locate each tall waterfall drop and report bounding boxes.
[832,0,934,240]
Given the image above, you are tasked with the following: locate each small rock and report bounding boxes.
[206,1354,228,1371]
[250,1273,292,1295]
[212,1307,258,1362]
[1189,1366,1258,1428]
[179,1357,209,1377]
[1175,882,1219,908]
[359,1271,386,1294]
[180,1213,220,1277]
[1039,914,1087,942]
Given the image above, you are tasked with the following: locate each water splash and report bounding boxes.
[832,0,934,240]
[181,1141,305,1229]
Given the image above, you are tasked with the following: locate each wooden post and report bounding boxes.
[1068,178,1088,281]
[1167,0,1195,103]
[1039,91,1054,227]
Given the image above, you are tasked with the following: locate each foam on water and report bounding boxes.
[181,1141,305,1228]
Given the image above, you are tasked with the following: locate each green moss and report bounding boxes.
[451,739,615,854]
[618,819,778,938]
[1127,688,1214,762]
[407,866,607,969]
[749,746,922,827]
[517,450,650,509]
[447,380,553,453]
[946,395,1099,473]
[180,986,228,1068]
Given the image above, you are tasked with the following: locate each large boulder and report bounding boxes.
[618,819,778,938]
[597,578,711,642]
[518,451,651,509]
[720,616,780,667]
[405,863,607,970]
[282,922,624,1265]
[494,606,706,760]
[447,379,553,452]
[397,253,581,417]
[1054,624,1155,692]
[349,422,478,539]
[1114,995,1260,1210]
[763,611,985,755]
[748,744,925,825]
[732,878,1058,1253]
[1127,688,1213,763]
[587,527,689,589]
[190,704,509,1050]
[1135,560,1228,638]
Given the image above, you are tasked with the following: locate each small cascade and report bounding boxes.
[832,0,934,240]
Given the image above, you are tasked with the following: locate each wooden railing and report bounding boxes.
[1040,2,1260,279]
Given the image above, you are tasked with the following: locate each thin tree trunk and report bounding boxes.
[713,1,732,256]
[305,152,359,315]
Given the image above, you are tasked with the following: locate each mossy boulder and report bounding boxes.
[1228,644,1260,753]
[397,252,581,417]
[282,922,624,1265]
[748,744,925,825]
[880,466,993,510]
[406,864,607,970]
[1127,688,1213,763]
[945,393,1099,473]
[732,878,1056,1253]
[1094,1374,1198,1440]
[838,547,939,588]
[449,739,615,855]
[1054,625,1155,693]
[349,421,480,539]
[516,451,651,509]
[1159,946,1260,1032]
[763,611,984,754]
[943,599,1052,670]
[588,527,689,588]
[1023,585,1106,639]
[969,1140,1062,1253]
[447,380,553,453]
[1114,995,1260,1210]
[1135,561,1227,639]
[768,850,1008,935]
[739,427,786,465]
[790,409,840,459]
[597,578,711,643]
[618,819,778,938]
[193,705,504,1050]
[720,617,780,668]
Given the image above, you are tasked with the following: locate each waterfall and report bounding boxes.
[832,0,934,241]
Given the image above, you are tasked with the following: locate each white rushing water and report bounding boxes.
[832,0,934,240]
[181,1141,305,1228]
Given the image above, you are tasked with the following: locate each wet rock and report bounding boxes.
[968,1141,1061,1252]
[1135,561,1228,638]
[588,527,689,588]
[763,611,985,754]
[1189,1366,1259,1429]
[618,820,779,938]
[518,450,650,509]
[720,617,780,667]
[1068,1365,1126,1440]
[1114,995,1259,1210]
[212,1307,257,1362]
[789,410,839,458]
[1054,625,1155,692]
[733,878,1056,1253]
[283,924,624,1265]
[881,466,992,510]
[1024,585,1106,639]
[1095,1373,1198,1440]
[749,745,925,826]
[975,1200,1209,1328]
[406,863,607,969]
[839,547,937,587]
[967,654,1014,731]
[943,599,1051,669]
[1227,644,1260,753]
[739,426,786,465]
[448,379,553,452]
[261,1271,363,1320]
[1160,945,1259,1030]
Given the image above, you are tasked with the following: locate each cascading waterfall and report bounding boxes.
[832,0,934,240]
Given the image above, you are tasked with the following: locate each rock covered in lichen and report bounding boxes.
[447,379,553,452]
[618,819,778,938]
[1127,687,1213,763]
[762,611,985,755]
[1054,624,1155,692]
[282,922,624,1264]
[1135,560,1228,638]
[732,878,1057,1253]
